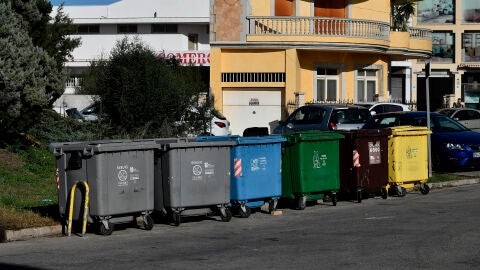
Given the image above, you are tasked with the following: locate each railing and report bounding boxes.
[248,16,390,41]
[408,27,432,40]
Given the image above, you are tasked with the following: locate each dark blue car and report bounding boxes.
[362,111,480,171]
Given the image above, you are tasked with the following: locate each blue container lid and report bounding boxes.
[197,135,286,145]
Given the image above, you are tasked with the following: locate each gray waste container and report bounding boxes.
[154,138,235,226]
[50,139,158,235]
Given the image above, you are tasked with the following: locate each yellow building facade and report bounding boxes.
[412,0,480,110]
[210,0,432,135]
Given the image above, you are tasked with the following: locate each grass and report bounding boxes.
[0,146,478,230]
[429,171,477,183]
[0,147,59,230]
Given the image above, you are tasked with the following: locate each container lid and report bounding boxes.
[390,126,432,136]
[283,130,344,142]
[156,137,236,150]
[49,139,159,155]
[197,135,286,145]
[339,128,392,138]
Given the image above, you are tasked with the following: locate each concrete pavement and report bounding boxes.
[1,176,479,243]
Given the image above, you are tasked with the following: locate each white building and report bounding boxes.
[50,0,210,111]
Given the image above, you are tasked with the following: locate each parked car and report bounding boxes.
[272,104,371,134]
[80,103,101,122]
[65,108,85,121]
[437,108,480,132]
[355,102,410,115]
[362,111,480,171]
[175,106,231,136]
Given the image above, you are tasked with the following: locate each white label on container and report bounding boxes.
[251,157,267,172]
[204,162,215,175]
[313,151,327,168]
[192,161,204,181]
[368,141,381,165]
[118,169,128,187]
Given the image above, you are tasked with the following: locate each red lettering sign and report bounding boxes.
[157,51,210,66]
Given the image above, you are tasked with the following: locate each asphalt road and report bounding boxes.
[0,184,479,270]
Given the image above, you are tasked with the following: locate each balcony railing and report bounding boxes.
[408,27,432,40]
[248,16,390,41]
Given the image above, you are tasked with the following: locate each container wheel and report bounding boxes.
[396,185,407,197]
[220,208,232,222]
[296,195,307,210]
[356,189,362,203]
[331,193,337,206]
[238,205,251,218]
[420,183,430,195]
[98,220,114,236]
[381,188,388,200]
[172,212,181,227]
[143,215,154,230]
[268,199,278,213]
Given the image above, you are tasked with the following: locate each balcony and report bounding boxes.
[245,16,431,57]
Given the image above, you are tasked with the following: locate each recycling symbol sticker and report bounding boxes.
[192,165,203,176]
[118,170,128,182]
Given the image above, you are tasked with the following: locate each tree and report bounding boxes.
[391,0,416,31]
[80,37,211,138]
[0,0,79,144]
[9,0,80,104]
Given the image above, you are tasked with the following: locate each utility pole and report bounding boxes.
[425,60,432,178]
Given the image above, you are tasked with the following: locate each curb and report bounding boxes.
[428,178,480,189]
[1,179,479,243]
[0,225,62,243]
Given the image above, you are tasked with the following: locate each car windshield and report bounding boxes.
[332,109,370,124]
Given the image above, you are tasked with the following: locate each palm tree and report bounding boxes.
[391,0,416,31]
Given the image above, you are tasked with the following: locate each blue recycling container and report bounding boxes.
[197,135,286,217]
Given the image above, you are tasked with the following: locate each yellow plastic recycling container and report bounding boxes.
[388,126,432,191]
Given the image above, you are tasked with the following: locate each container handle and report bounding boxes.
[82,147,94,157]
[52,148,64,157]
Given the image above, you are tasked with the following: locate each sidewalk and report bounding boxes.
[1,177,479,243]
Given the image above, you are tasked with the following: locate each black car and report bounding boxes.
[272,104,371,134]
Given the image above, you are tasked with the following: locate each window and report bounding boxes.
[356,70,377,102]
[315,68,338,102]
[188,34,198,50]
[432,32,454,63]
[151,24,178,33]
[463,0,480,23]
[417,0,454,24]
[454,110,480,120]
[287,107,326,125]
[117,24,137,33]
[76,24,99,34]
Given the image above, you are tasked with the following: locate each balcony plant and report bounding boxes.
[391,0,416,31]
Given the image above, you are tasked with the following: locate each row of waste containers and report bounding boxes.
[49,126,431,236]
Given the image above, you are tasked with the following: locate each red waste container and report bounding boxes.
[339,128,391,203]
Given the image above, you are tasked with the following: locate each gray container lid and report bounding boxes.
[155,137,235,150]
[49,139,159,156]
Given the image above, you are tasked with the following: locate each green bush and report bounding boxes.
[27,110,109,146]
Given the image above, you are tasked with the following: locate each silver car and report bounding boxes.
[272,104,371,134]
[438,108,480,132]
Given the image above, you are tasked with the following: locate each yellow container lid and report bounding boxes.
[389,126,432,136]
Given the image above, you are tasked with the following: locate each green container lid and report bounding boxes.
[283,130,344,143]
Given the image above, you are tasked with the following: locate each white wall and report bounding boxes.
[51,0,210,63]
[51,0,210,22]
